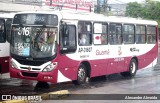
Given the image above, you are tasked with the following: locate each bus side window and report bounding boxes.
[6,19,12,43]
[147,26,156,44]
[78,21,92,46]
[93,22,108,45]
[109,23,122,45]
[123,24,135,44]
[109,24,116,44]
[79,33,87,45]
[147,35,152,43]
[135,25,146,44]
[60,24,77,54]
[0,20,6,43]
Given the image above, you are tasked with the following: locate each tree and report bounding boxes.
[125,0,160,28]
[125,2,143,18]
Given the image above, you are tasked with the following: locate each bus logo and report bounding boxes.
[28,67,31,71]
[118,46,122,55]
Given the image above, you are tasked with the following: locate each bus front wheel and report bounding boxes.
[121,59,137,78]
[73,64,87,85]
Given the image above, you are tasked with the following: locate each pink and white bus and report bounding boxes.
[9,11,158,84]
[0,13,14,74]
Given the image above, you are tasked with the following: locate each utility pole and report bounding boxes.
[103,0,108,12]
[97,0,100,13]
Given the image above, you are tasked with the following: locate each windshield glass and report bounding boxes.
[10,26,57,58]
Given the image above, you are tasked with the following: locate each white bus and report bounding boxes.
[10,11,158,84]
[0,13,14,74]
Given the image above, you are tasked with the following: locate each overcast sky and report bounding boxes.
[108,0,145,4]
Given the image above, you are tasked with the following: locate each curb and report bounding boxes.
[49,90,70,99]
[1,90,70,103]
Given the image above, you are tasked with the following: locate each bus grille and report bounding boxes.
[21,72,38,77]
[20,67,41,71]
[15,59,47,66]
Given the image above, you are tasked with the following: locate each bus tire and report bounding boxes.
[73,64,87,85]
[121,59,137,78]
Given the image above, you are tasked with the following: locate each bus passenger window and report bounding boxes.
[93,22,108,45]
[147,35,152,43]
[109,23,122,45]
[136,25,146,44]
[147,26,156,44]
[0,20,5,43]
[101,34,107,44]
[123,24,135,44]
[6,19,12,42]
[78,21,92,46]
[79,33,87,45]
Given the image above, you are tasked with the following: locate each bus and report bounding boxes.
[0,13,14,74]
[9,11,158,84]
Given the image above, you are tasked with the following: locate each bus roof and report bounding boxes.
[60,12,158,26]
[14,11,158,26]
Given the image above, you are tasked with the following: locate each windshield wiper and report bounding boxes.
[19,24,24,27]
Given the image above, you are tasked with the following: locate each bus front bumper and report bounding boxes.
[10,68,58,83]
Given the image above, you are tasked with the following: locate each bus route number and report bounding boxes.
[18,27,30,36]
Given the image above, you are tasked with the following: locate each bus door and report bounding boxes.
[59,21,77,80]
[0,19,10,74]
[108,23,125,74]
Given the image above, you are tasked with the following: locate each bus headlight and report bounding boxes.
[43,62,58,72]
[10,60,18,69]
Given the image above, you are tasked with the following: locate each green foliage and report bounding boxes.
[125,2,143,18]
[125,0,160,28]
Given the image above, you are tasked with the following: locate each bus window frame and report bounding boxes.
[109,23,122,45]
[135,25,146,44]
[78,21,92,46]
[6,18,13,43]
[146,25,156,44]
[93,22,108,45]
[122,23,135,44]
[0,19,6,43]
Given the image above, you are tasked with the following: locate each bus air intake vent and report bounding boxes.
[22,72,38,77]
[15,59,47,66]
[20,67,28,70]
[32,68,41,71]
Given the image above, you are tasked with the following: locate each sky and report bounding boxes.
[108,0,145,4]
[108,0,160,4]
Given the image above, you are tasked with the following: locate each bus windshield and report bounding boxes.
[10,26,57,58]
